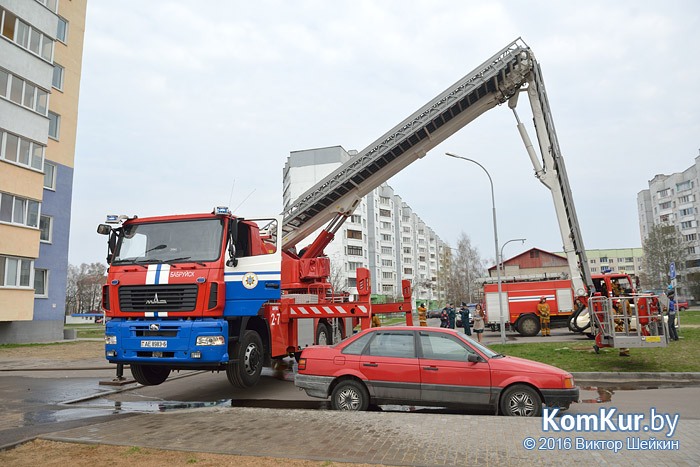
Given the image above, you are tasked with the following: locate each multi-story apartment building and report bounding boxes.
[283,146,443,306]
[0,0,86,343]
[637,152,700,291]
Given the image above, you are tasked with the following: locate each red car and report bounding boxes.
[295,326,578,416]
[676,299,689,311]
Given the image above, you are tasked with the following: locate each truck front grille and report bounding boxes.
[118,284,198,312]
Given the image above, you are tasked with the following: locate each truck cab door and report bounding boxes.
[223,216,282,316]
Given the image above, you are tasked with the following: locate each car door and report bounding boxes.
[359,330,420,403]
[418,330,491,406]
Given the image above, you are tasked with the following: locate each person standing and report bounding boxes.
[417,303,428,327]
[459,302,472,336]
[473,304,485,343]
[668,296,679,341]
[371,313,381,328]
[448,303,456,329]
[537,297,551,337]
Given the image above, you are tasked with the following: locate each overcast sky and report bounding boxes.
[69,0,700,267]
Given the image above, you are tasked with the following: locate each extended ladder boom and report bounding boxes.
[282,39,533,249]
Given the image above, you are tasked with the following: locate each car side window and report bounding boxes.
[419,332,476,361]
[366,332,415,358]
[341,332,373,355]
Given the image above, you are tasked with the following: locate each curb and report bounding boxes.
[572,371,700,385]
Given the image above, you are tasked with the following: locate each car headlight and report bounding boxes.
[196,335,226,346]
[105,335,117,345]
[563,376,575,388]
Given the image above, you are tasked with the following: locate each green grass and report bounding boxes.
[0,341,86,350]
[680,308,700,325]
[489,327,700,373]
[76,329,105,339]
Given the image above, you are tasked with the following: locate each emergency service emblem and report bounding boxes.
[242,272,258,289]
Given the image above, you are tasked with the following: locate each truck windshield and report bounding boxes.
[112,218,224,265]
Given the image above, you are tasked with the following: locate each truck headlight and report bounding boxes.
[196,335,225,346]
[105,335,117,345]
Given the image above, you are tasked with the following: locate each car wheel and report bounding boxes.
[226,330,264,388]
[517,315,541,337]
[315,322,332,345]
[130,364,170,386]
[331,380,369,411]
[500,384,542,417]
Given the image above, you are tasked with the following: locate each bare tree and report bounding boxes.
[440,233,486,305]
[642,224,685,290]
[65,263,107,315]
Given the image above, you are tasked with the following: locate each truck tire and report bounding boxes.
[315,322,332,345]
[226,330,263,388]
[500,384,542,417]
[130,364,170,386]
[517,315,540,337]
[331,380,369,411]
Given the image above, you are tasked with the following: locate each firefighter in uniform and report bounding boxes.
[371,313,381,328]
[537,297,551,336]
[611,281,631,357]
[417,303,428,327]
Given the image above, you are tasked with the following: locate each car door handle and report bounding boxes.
[423,366,439,371]
[363,363,378,367]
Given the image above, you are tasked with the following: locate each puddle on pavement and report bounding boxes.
[577,384,693,404]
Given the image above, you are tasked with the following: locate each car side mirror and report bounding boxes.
[467,353,479,363]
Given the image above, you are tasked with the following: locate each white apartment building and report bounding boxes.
[283,146,443,305]
[637,151,700,291]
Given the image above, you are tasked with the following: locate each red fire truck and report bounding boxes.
[481,272,640,336]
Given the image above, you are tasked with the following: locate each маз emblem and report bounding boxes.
[242,272,258,289]
[146,293,167,305]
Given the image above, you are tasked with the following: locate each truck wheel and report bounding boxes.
[226,330,263,388]
[517,315,540,337]
[130,364,170,386]
[331,380,369,411]
[315,322,332,345]
[500,384,542,417]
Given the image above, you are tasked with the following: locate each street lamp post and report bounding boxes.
[498,238,526,335]
[446,152,507,345]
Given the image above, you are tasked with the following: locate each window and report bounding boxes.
[530,250,540,258]
[681,221,694,229]
[658,188,670,198]
[419,256,426,262]
[367,331,416,358]
[381,234,392,242]
[56,16,68,43]
[402,237,411,243]
[347,277,357,288]
[382,284,393,292]
[341,332,373,355]
[39,214,52,242]
[34,268,47,297]
[0,7,53,60]
[402,216,410,222]
[346,229,362,240]
[52,63,64,90]
[379,209,391,217]
[381,247,392,255]
[379,196,391,206]
[35,0,58,13]
[680,208,693,217]
[403,257,411,264]
[679,195,693,204]
[419,332,475,361]
[418,239,425,244]
[600,257,608,263]
[403,268,412,274]
[1,72,50,115]
[380,221,391,229]
[684,234,697,242]
[677,181,691,192]
[382,272,393,279]
[0,256,33,287]
[403,247,411,254]
[0,192,40,227]
[381,259,392,267]
[43,162,56,189]
[590,267,597,272]
[660,201,671,210]
[590,259,596,264]
[348,261,362,271]
[350,214,361,223]
[347,246,363,256]
[689,247,696,254]
[48,112,60,139]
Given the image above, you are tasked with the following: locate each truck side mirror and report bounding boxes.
[97,224,112,235]
[467,353,479,363]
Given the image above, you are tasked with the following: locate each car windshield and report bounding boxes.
[112,218,224,265]
[459,333,501,358]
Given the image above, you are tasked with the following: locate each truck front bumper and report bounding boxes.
[105,318,229,367]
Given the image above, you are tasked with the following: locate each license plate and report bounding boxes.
[141,340,167,348]
[644,336,661,342]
